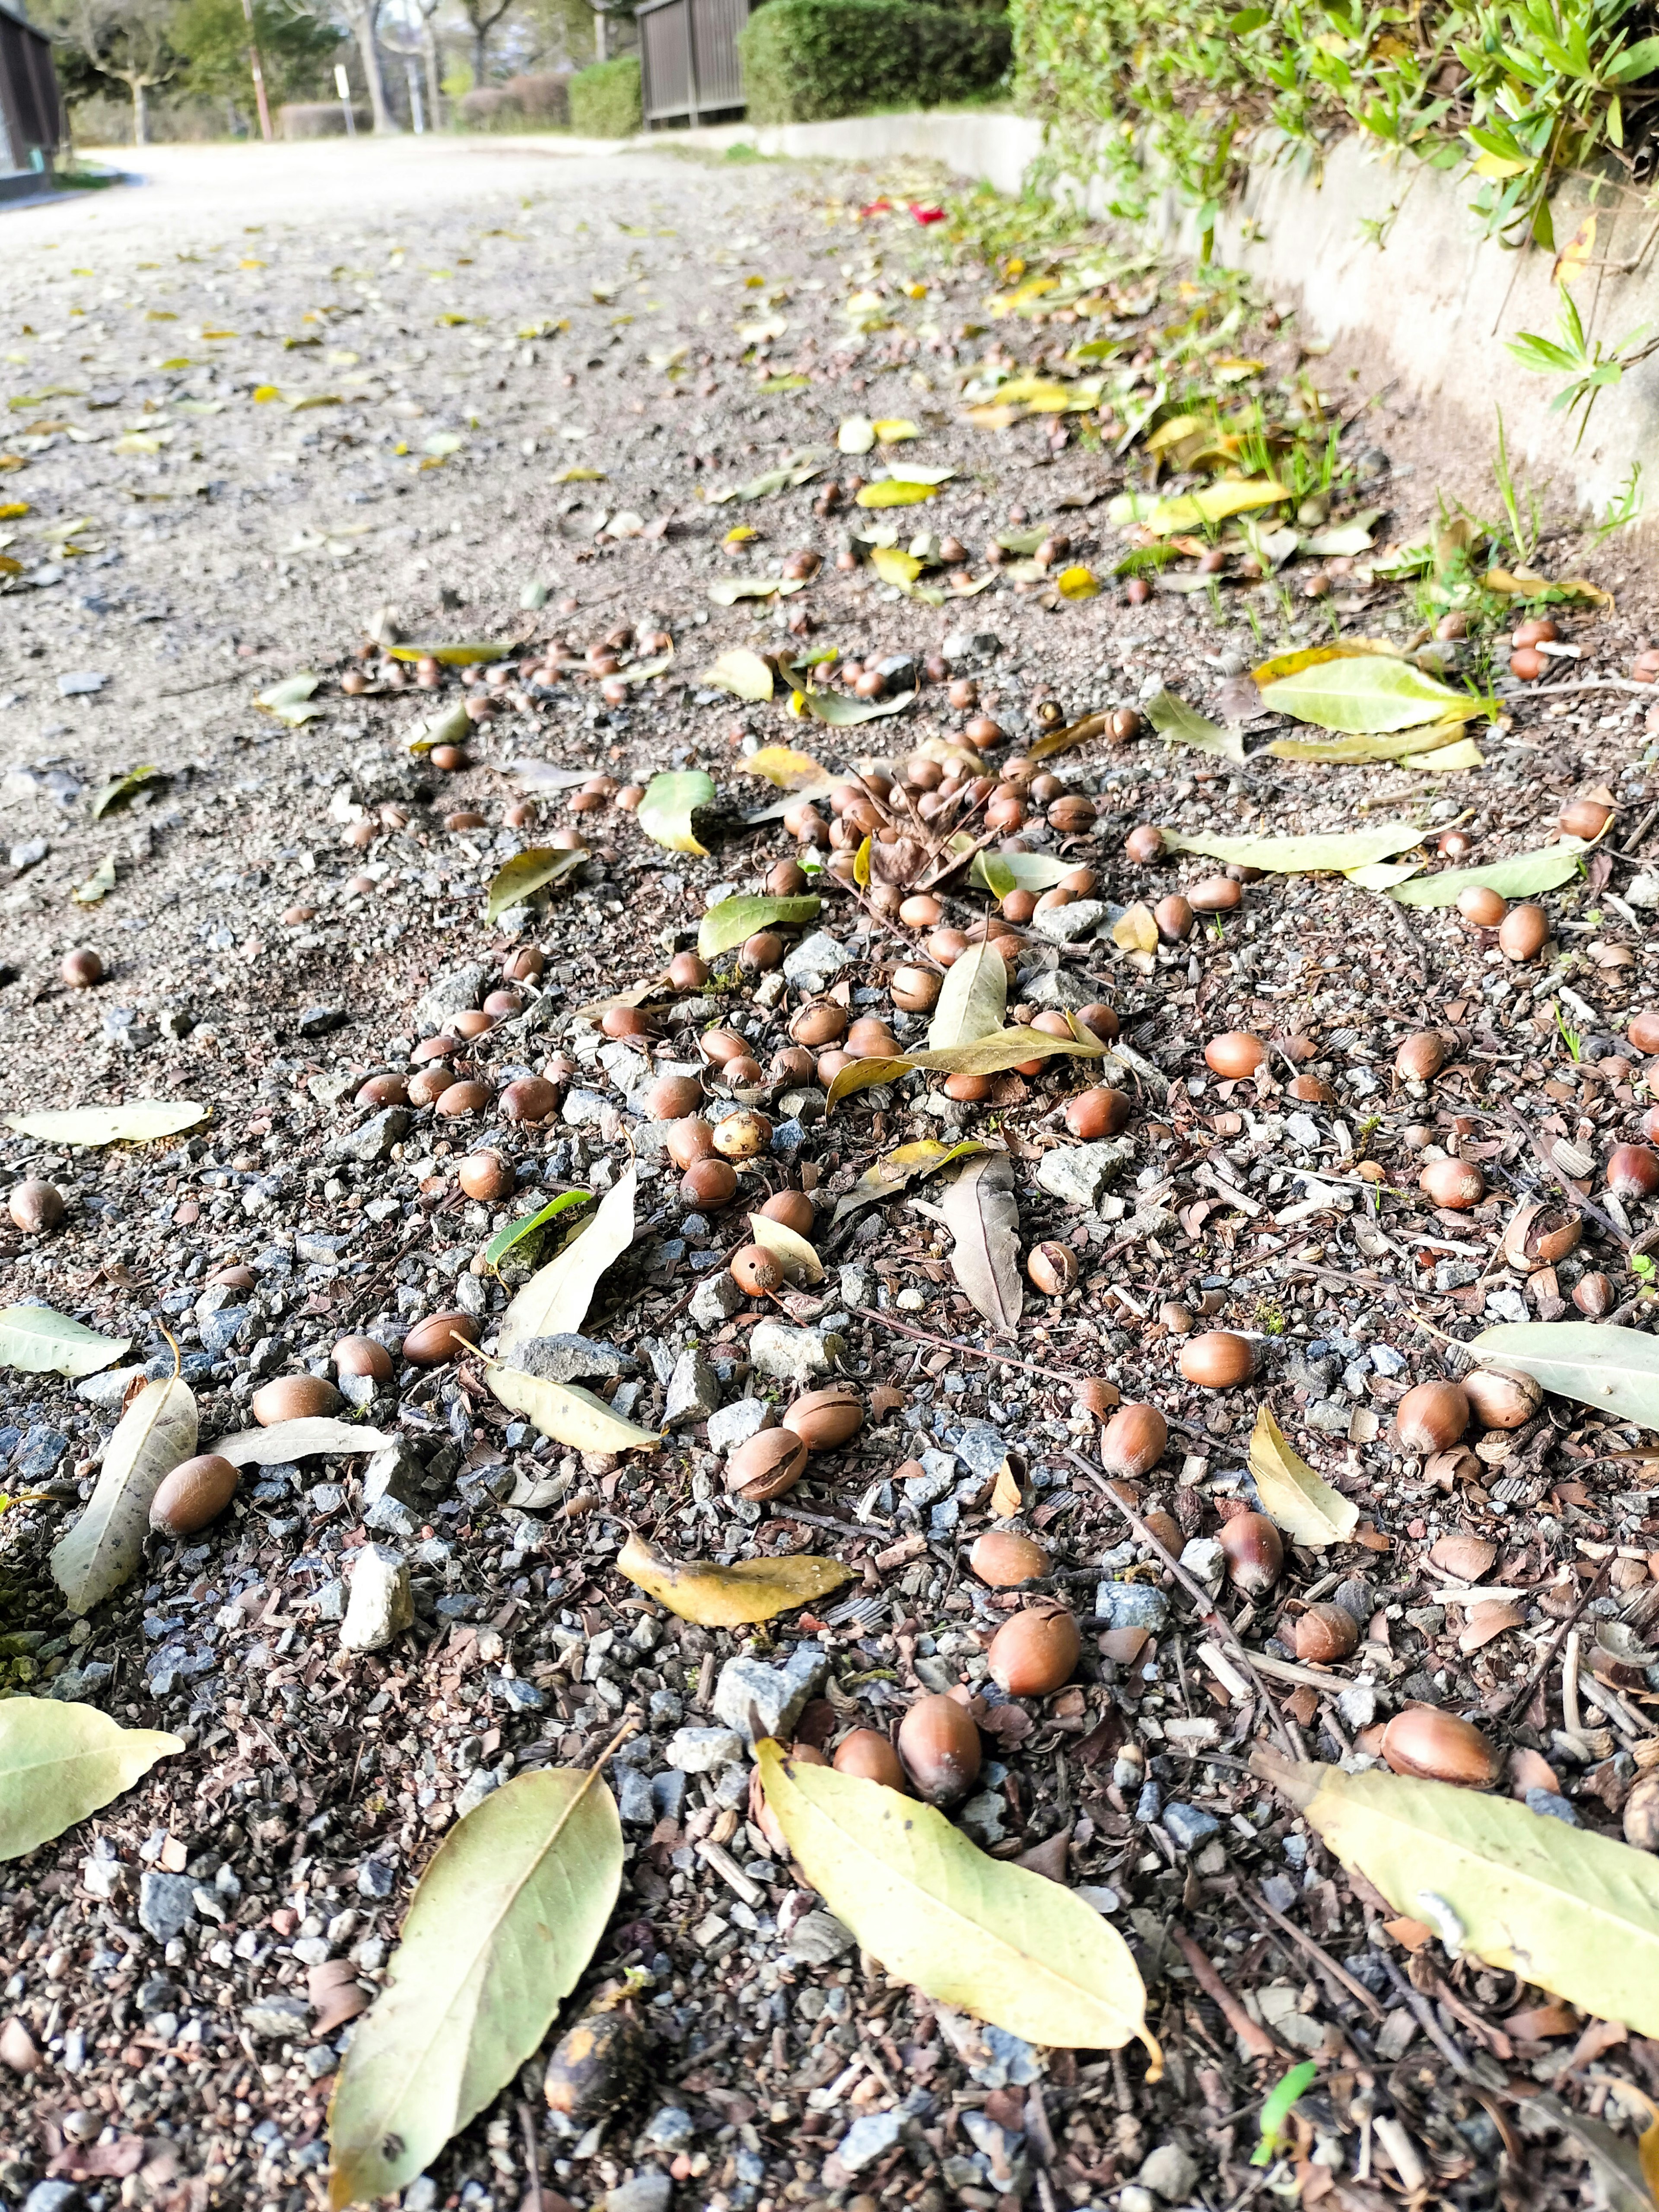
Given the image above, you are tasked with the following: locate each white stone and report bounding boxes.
[339,1545,413,1653]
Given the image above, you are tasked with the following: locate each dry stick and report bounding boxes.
[1498,1555,1612,1719]
[1063,1447,1305,1762]
[518,2102,545,2212]
[1233,1881,1385,2020]
[1490,1107,1632,1251]
[1171,1925,1280,2063]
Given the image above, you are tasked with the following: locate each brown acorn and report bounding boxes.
[897,1694,982,1805]
[832,1730,909,1792]
[988,1605,1080,1696]
[730,1244,783,1298]
[1100,1402,1167,1478]
[1179,1332,1253,1388]
[150,1453,240,1536]
[1462,1367,1543,1430]
[544,2006,648,2124]
[1218,1512,1283,1595]
[968,1530,1051,1587]
[1292,1602,1360,1664]
[783,1386,864,1450]
[1395,1378,1469,1453]
[725,1428,807,1502]
[251,1374,341,1426]
[1379,1707,1497,1786]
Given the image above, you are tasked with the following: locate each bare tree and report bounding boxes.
[454,0,515,89]
[39,0,178,144]
[411,0,443,127]
[339,0,396,128]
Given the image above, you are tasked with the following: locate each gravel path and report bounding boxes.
[3,132,1659,2212]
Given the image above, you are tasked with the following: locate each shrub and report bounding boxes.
[459,71,572,130]
[570,55,642,137]
[738,0,1010,124]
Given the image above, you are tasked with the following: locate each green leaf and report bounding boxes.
[1247,1407,1359,1546]
[52,1376,197,1615]
[702,649,775,701]
[826,1027,1106,1112]
[90,765,165,820]
[1268,724,1471,763]
[0,1700,183,1862]
[928,938,1008,1052]
[637,770,717,855]
[1164,823,1424,872]
[254,672,323,725]
[796,687,915,727]
[1146,477,1287,532]
[0,1304,130,1378]
[1389,836,1592,906]
[1144,688,1246,760]
[404,702,472,755]
[968,850,1074,895]
[3,1100,209,1146]
[699,894,820,958]
[1254,1748,1659,2039]
[498,1168,636,1360]
[619,1533,849,1625]
[483,847,585,925]
[1259,655,1484,732]
[385,640,508,665]
[487,1366,663,1454]
[326,1766,623,2209]
[482,1191,591,1274]
[71,854,117,905]
[1254,2063,1320,2166]
[1466,1321,1659,1428]
[756,1745,1159,2062]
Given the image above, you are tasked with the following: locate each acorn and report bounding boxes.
[1500,1200,1583,1274]
[150,1452,240,1537]
[544,2007,648,2126]
[1066,1087,1131,1139]
[1100,1402,1167,1479]
[1218,1512,1283,1595]
[1379,1707,1497,1786]
[790,1002,846,1047]
[60,946,105,990]
[1075,1002,1120,1043]
[458,1151,514,1203]
[1624,1773,1659,1853]
[1125,825,1166,864]
[725,1427,807,1502]
[701,1027,749,1065]
[1421,1157,1485,1211]
[403,1310,480,1364]
[1142,1507,1184,1556]
[251,1375,341,1426]
[1204,1031,1266,1079]
[8,1179,64,1234]
[684,1151,740,1204]
[1608,1144,1659,1200]
[891,965,941,1012]
[988,1604,1080,1696]
[968,1530,1051,1587]
[436,1080,492,1118]
[667,1117,716,1169]
[333,1335,393,1383]
[713,1109,771,1160]
[1573,1270,1615,1317]
[1027,1241,1078,1296]
[1462,1367,1543,1430]
[730,1244,783,1297]
[783,1386,864,1450]
[1457,886,1507,927]
[1497,903,1549,961]
[1395,1032,1446,1084]
[897,1694,982,1805]
[833,1730,909,1792]
[1630,1011,1659,1055]
[1293,1602,1360,1664]
[761,1189,815,1236]
[1179,1332,1253,1388]
[1559,798,1612,840]
[1154,893,1194,942]
[1395,1378,1470,1453]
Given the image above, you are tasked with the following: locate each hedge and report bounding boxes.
[459,71,572,130]
[570,55,642,137]
[738,0,1012,126]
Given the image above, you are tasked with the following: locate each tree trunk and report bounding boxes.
[423,21,443,130]
[352,6,396,131]
[471,24,487,89]
[132,76,148,146]
[595,7,607,60]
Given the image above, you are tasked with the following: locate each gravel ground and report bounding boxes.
[3,133,1659,2212]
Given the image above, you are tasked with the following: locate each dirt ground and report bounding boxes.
[3,131,1659,2212]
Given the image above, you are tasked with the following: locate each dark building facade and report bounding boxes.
[0,0,64,188]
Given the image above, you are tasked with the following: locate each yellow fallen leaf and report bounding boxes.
[759,1745,1160,2063]
[871,545,923,587]
[617,1533,849,1627]
[857,480,938,509]
[1056,563,1099,600]
[1247,1406,1359,1546]
[1113,903,1159,952]
[1554,211,1596,287]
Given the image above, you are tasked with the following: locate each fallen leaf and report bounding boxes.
[71,855,117,904]
[52,1376,197,1614]
[1146,477,1288,532]
[1253,2061,1320,2167]
[212,1421,396,1465]
[702,649,775,701]
[637,769,716,855]
[871,545,923,590]
[1259,655,1485,734]
[1253,1748,1659,2038]
[1164,823,1424,873]
[1144,688,1246,761]
[969,850,1072,896]
[699,893,820,958]
[326,1765,622,2208]
[708,576,805,604]
[825,1026,1105,1110]
[3,1101,209,1147]
[90,766,165,820]
[744,745,832,795]
[1467,1321,1659,1429]
[254,672,323,725]
[385,641,509,665]
[482,1191,592,1275]
[856,480,938,508]
[829,1139,991,1225]
[747,1212,823,1283]
[928,938,1008,1051]
[1268,724,1471,763]
[941,1153,1023,1332]
[498,1168,637,1359]
[1389,837,1593,907]
[1055,563,1100,600]
[1248,1407,1359,1546]
[756,1745,1159,2061]
[617,1532,849,1625]
[483,848,585,925]
[1113,903,1159,953]
[795,686,915,727]
[487,1366,662,1454]
[0,1700,183,1862]
[0,1305,130,1378]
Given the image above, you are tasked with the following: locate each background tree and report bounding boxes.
[454,0,515,86]
[38,0,181,143]
[170,0,341,112]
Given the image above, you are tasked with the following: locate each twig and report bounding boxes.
[1171,1925,1280,2062]
[1380,1956,1474,2079]
[1493,1104,1632,1250]
[773,1505,893,1541]
[1236,1882,1385,2019]
[1497,1555,1612,1717]
[1562,1627,1583,1736]
[518,2101,545,2212]
[1065,1447,1304,1760]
